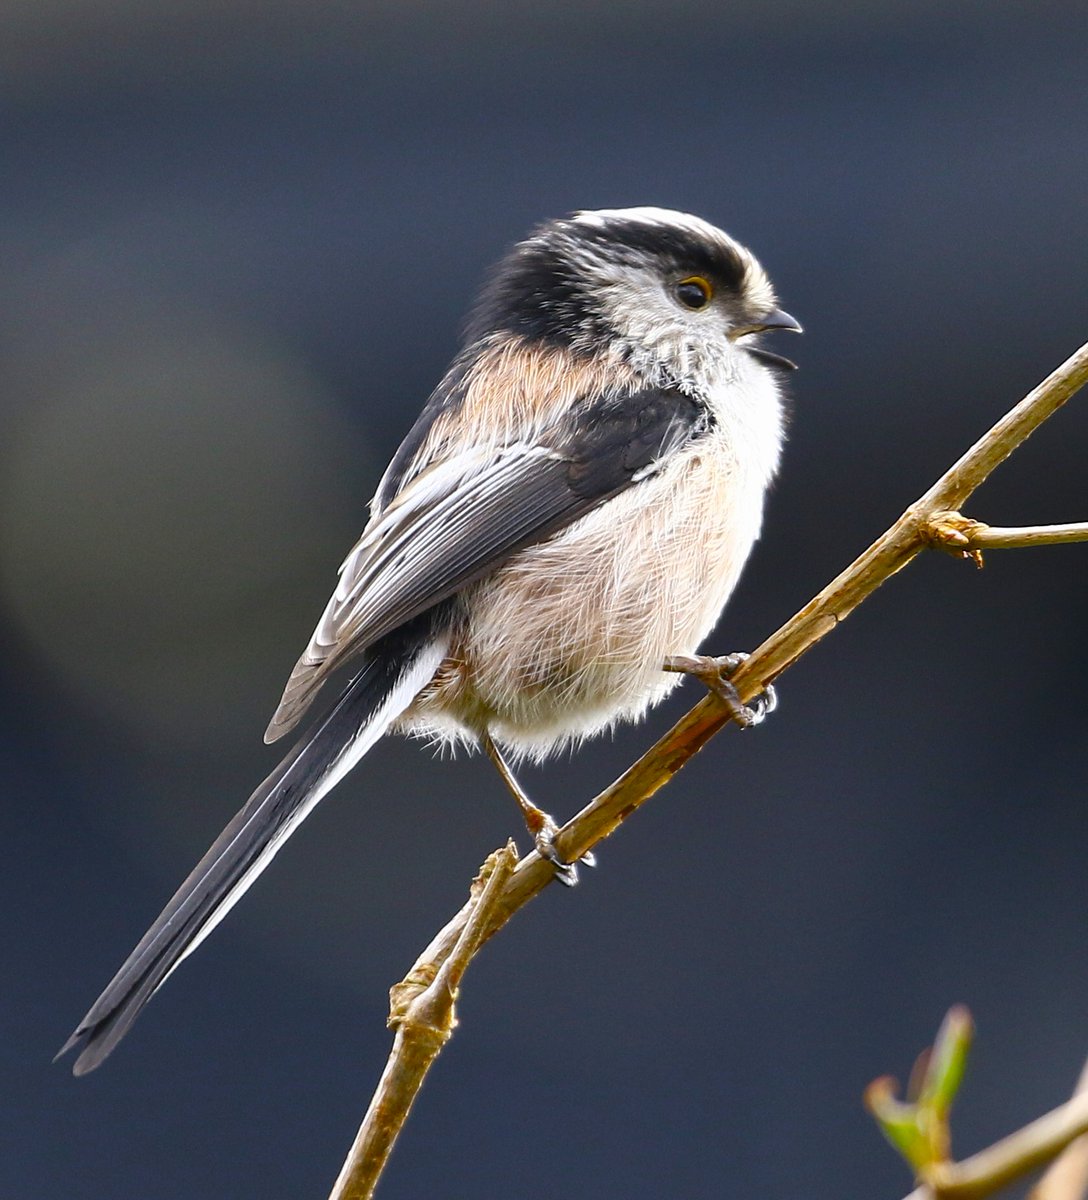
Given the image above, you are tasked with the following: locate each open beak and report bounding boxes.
[730,307,803,370]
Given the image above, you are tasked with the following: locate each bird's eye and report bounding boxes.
[674,276,713,310]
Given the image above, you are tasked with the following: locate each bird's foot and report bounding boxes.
[484,733,596,886]
[526,808,596,888]
[664,652,778,729]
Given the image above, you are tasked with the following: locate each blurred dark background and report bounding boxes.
[4,3,1087,1197]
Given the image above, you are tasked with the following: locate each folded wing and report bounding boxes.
[265,387,708,742]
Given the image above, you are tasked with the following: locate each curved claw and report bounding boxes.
[744,683,778,727]
[535,819,596,887]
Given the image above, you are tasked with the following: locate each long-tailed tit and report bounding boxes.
[60,206,800,1074]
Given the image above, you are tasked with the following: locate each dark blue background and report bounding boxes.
[4,4,1088,1197]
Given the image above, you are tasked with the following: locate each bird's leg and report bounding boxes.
[483,733,596,887]
[663,652,778,729]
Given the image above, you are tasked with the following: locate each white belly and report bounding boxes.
[402,428,769,759]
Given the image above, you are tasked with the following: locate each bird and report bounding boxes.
[58,206,800,1075]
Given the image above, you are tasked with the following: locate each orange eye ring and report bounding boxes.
[674,275,713,310]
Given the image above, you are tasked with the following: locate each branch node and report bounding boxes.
[388,841,519,1034]
[388,966,437,1028]
[925,511,988,568]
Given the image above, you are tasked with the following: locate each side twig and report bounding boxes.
[328,339,1088,1198]
[328,842,518,1200]
[970,521,1088,549]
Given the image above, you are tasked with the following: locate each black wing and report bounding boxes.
[265,386,709,741]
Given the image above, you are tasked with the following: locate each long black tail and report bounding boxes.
[58,627,445,1075]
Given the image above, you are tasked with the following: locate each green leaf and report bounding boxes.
[866,1006,974,1173]
[919,1005,974,1116]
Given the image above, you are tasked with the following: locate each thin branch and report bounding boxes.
[328,843,518,1200]
[1029,1060,1088,1200]
[390,338,1088,964]
[898,1085,1088,1200]
[329,339,1088,1198]
[968,522,1088,550]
